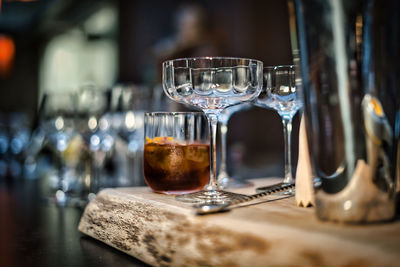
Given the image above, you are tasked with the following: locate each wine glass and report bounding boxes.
[76,85,114,198]
[255,65,302,194]
[163,57,263,204]
[40,92,78,204]
[110,84,149,186]
[217,103,253,189]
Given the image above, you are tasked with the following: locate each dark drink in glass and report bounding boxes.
[144,139,209,194]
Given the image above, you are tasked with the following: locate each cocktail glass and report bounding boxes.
[163,57,263,203]
[255,65,302,194]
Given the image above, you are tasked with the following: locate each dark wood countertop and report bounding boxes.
[0,178,149,267]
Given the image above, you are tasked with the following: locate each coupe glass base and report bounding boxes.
[175,189,248,204]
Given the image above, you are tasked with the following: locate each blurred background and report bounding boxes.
[0,0,300,204]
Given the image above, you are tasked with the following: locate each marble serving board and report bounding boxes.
[78,178,400,267]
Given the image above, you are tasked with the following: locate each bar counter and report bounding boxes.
[0,178,149,267]
[79,178,400,267]
[2,177,400,267]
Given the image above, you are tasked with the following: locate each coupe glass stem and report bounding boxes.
[281,117,294,184]
[219,120,229,178]
[205,113,219,191]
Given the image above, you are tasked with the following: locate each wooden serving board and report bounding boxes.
[78,178,400,267]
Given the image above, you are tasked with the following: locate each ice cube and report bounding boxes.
[145,143,184,172]
[184,144,209,165]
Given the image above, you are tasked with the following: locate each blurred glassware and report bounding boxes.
[152,84,175,112]
[217,103,253,189]
[0,113,33,179]
[76,84,115,198]
[117,110,145,186]
[23,127,46,180]
[8,113,31,178]
[0,115,9,178]
[39,92,79,205]
[111,83,152,111]
[109,84,152,187]
[255,65,302,195]
[9,113,30,157]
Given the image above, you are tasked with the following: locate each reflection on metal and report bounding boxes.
[363,95,393,193]
[294,0,399,223]
[287,0,299,65]
[330,0,356,179]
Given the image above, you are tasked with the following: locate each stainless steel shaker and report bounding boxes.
[293,0,400,223]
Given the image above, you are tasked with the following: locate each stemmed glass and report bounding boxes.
[255,65,302,193]
[217,103,253,189]
[40,92,78,204]
[110,84,149,186]
[163,57,263,203]
[76,85,114,198]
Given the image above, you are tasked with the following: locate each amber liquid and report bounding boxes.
[143,142,210,194]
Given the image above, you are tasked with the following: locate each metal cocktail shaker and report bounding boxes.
[293,0,400,223]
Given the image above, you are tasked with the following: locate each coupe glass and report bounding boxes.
[163,57,263,203]
[255,65,302,193]
[217,103,253,189]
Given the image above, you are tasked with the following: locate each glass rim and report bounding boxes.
[162,56,263,66]
[264,65,295,69]
[145,111,204,116]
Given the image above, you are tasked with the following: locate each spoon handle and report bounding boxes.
[232,182,294,205]
[195,182,295,215]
